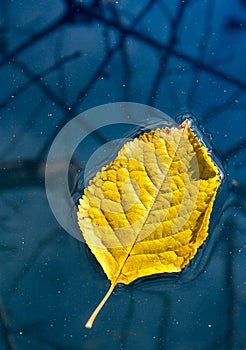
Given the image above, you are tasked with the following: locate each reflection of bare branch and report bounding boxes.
[0,52,80,111]
[106,2,133,101]
[0,16,64,68]
[121,41,132,101]
[224,140,246,159]
[0,2,245,347]
[158,1,173,21]
[0,159,80,190]
[1,1,246,92]
[0,97,46,158]
[186,0,214,110]
[202,89,246,123]
[224,16,246,31]
[72,0,157,112]
[36,0,157,161]
[0,160,44,190]
[148,0,190,105]
[0,299,17,350]
[6,230,60,300]
[72,2,246,90]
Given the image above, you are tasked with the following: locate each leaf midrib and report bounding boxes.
[112,129,185,284]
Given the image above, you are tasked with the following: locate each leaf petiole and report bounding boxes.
[85,282,116,328]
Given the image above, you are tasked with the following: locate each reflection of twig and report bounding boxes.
[186,0,214,110]
[107,2,133,101]
[0,97,46,158]
[55,31,68,104]
[0,159,80,190]
[36,0,157,161]
[0,160,44,189]
[148,0,189,105]
[6,230,60,300]
[119,0,156,100]
[0,15,64,68]
[35,43,118,161]
[74,2,246,90]
[202,89,246,123]
[158,1,173,21]
[0,2,244,348]
[223,140,246,159]
[0,299,17,350]
[72,0,156,111]
[0,52,80,111]
[1,1,246,93]
[224,16,246,31]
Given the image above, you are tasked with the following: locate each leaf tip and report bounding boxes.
[178,119,190,133]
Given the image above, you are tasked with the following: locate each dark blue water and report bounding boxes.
[0,1,246,349]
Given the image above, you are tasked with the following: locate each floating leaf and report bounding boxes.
[77,120,221,328]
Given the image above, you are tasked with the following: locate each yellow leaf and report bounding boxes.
[77,119,221,328]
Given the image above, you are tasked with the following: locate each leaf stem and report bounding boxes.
[85,283,116,328]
